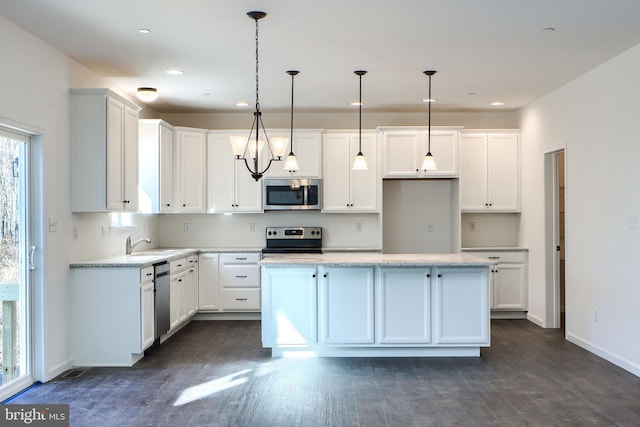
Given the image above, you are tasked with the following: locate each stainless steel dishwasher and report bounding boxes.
[153,261,171,343]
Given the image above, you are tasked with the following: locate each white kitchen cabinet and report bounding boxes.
[140,267,156,351]
[380,127,460,178]
[261,267,318,346]
[169,256,196,331]
[433,267,490,345]
[318,266,375,344]
[138,119,175,213]
[198,253,220,311]
[71,88,141,212]
[175,127,207,212]
[207,131,263,213]
[71,266,150,366]
[218,253,261,311]
[321,131,379,212]
[469,250,528,315]
[263,130,323,178]
[185,255,198,318]
[459,131,520,212]
[376,268,432,344]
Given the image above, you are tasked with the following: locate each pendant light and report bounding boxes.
[352,70,368,171]
[283,70,300,172]
[421,70,437,171]
[230,11,286,181]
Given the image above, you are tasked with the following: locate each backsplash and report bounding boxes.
[461,213,520,247]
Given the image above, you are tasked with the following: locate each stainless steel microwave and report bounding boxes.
[263,179,321,211]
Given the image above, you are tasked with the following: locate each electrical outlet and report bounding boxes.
[73,227,78,240]
[470,221,476,231]
[427,223,434,232]
[184,223,191,232]
[48,217,58,233]
[356,222,362,232]
[249,222,256,232]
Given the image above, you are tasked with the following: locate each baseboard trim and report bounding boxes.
[566,332,640,378]
[526,312,545,327]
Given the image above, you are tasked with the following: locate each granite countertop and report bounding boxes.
[70,249,199,268]
[259,252,495,267]
[461,247,529,252]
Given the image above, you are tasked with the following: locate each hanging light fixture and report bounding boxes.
[283,70,300,172]
[230,11,286,181]
[421,70,438,171]
[352,70,368,170]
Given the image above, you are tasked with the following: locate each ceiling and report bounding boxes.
[3,0,640,114]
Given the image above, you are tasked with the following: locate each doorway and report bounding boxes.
[0,127,34,400]
[544,149,565,329]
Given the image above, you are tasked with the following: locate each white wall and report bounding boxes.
[519,43,640,376]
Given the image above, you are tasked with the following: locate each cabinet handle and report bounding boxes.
[323,273,327,278]
[182,203,186,207]
[177,264,183,267]
[488,256,500,260]
[165,204,171,207]
[146,273,153,277]
[235,257,247,261]
[437,274,442,278]
[235,275,247,279]
[426,274,430,278]
[235,298,248,301]
[178,279,183,282]
[312,274,316,278]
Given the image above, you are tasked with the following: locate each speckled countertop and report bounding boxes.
[259,252,494,267]
[461,247,528,252]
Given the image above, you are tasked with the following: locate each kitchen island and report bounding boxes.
[259,253,494,357]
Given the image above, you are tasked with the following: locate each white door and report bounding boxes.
[0,128,34,400]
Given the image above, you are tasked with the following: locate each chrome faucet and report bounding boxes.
[126,233,151,255]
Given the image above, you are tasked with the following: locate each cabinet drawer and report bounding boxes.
[170,257,188,273]
[220,253,261,264]
[219,264,260,287]
[469,251,526,263]
[140,266,154,283]
[222,288,260,311]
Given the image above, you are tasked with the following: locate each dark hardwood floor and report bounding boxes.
[5,320,640,426]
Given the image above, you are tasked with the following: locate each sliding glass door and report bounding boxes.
[0,128,32,399]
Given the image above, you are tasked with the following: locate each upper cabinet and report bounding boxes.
[174,127,207,213]
[380,127,460,178]
[71,89,141,212]
[262,130,322,178]
[322,131,379,213]
[139,119,175,213]
[207,131,263,213]
[459,131,520,212]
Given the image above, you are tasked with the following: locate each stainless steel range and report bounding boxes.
[262,226,322,254]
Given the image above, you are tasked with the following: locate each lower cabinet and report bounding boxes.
[198,252,261,313]
[169,255,198,332]
[466,250,528,317]
[261,265,490,355]
[140,268,156,351]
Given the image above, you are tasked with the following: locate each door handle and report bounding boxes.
[29,246,36,270]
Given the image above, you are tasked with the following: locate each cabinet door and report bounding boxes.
[322,133,351,211]
[262,267,318,346]
[350,133,378,212]
[493,263,527,310]
[106,97,125,210]
[460,133,489,210]
[123,105,139,211]
[234,160,263,212]
[382,131,421,177]
[159,123,175,212]
[319,267,374,344]
[140,281,155,350]
[377,268,431,344]
[264,131,322,178]
[487,133,520,211]
[434,267,489,345]
[427,130,458,177]
[169,273,181,330]
[198,254,219,311]
[207,133,236,213]
[177,129,206,212]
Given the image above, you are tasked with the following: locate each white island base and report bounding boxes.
[260,253,493,358]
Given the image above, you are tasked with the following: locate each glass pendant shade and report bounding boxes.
[284,153,300,171]
[270,137,289,159]
[247,138,265,160]
[229,136,247,158]
[421,152,437,171]
[353,152,368,170]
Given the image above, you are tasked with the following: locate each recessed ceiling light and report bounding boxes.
[421,98,437,103]
[165,69,184,76]
[138,28,151,34]
[490,101,505,106]
[235,101,249,107]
